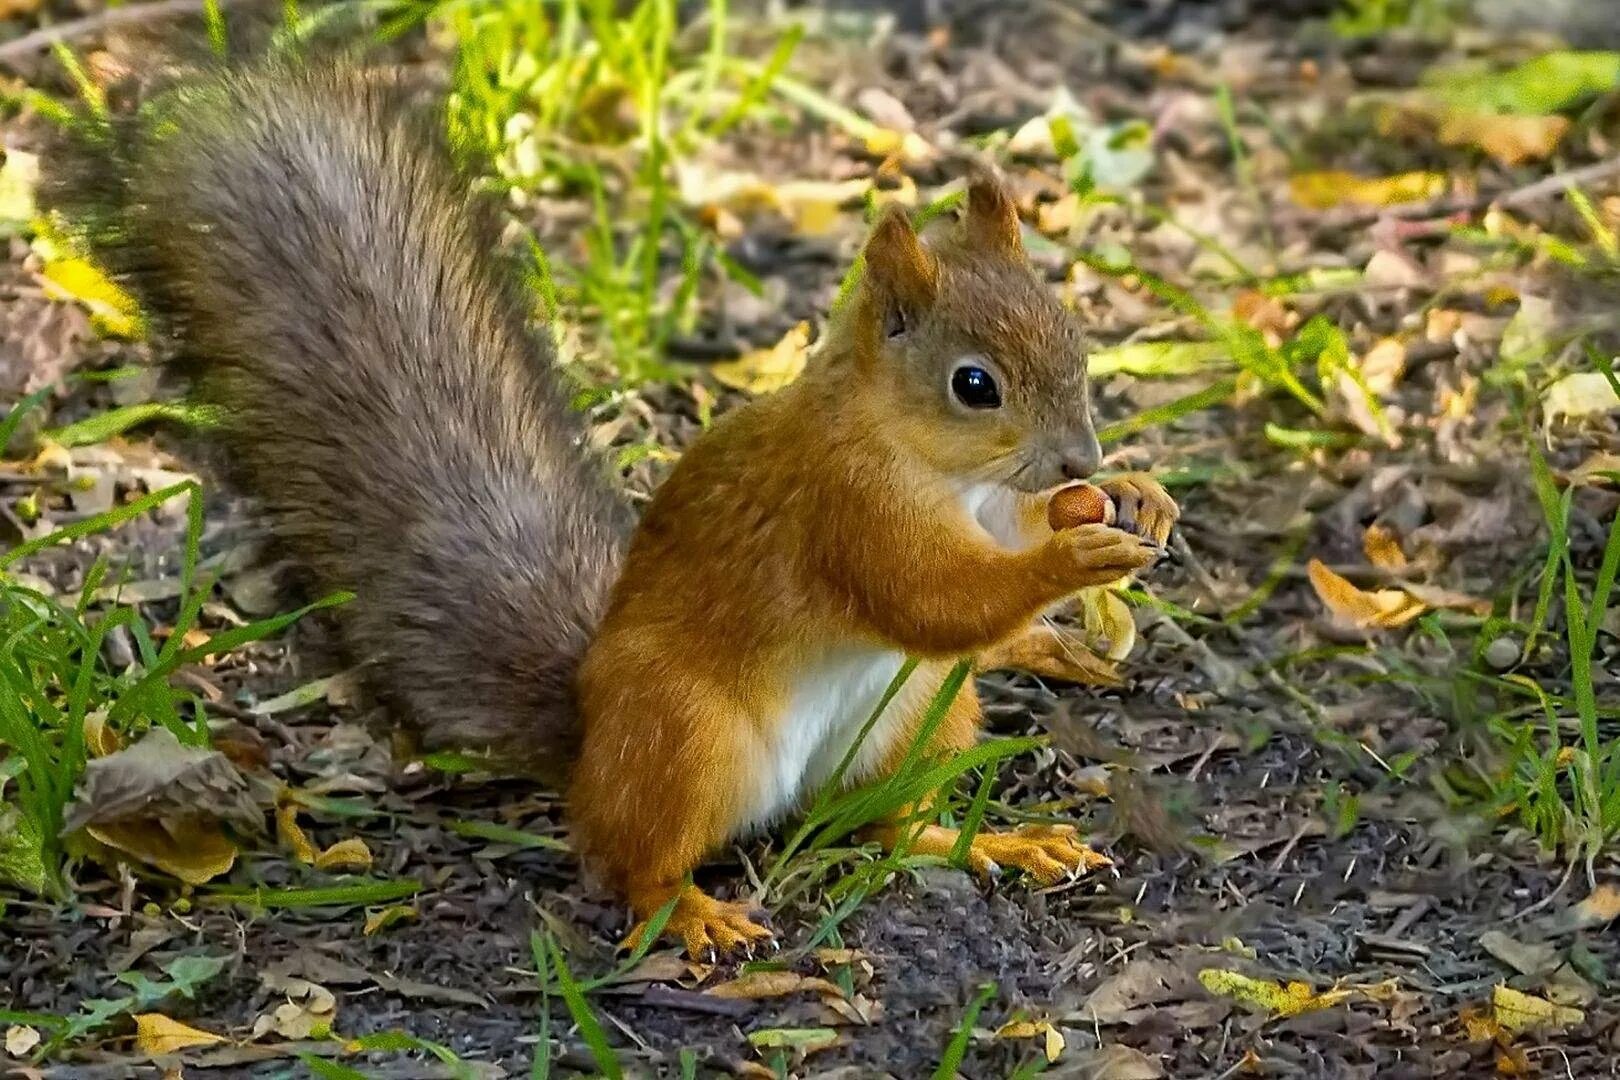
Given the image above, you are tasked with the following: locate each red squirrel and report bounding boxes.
[47,61,1178,957]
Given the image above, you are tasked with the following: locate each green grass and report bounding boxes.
[427,0,795,383]
[0,400,345,899]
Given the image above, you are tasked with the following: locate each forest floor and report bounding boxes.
[3,0,1620,1077]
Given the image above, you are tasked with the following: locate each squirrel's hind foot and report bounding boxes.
[622,884,773,960]
[895,823,1113,885]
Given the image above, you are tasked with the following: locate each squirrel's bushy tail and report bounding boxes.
[44,62,630,779]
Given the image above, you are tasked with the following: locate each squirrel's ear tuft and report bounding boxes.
[863,205,937,311]
[963,173,1023,258]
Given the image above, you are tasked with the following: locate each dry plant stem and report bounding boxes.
[0,0,240,67]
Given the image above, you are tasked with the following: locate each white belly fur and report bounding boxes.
[740,647,941,832]
[736,484,1034,832]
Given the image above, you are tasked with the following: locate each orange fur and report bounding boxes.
[571,176,1165,948]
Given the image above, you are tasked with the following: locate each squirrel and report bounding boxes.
[45,60,1179,957]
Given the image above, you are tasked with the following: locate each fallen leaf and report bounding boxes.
[1478,930,1558,977]
[363,904,417,936]
[1400,583,1491,616]
[31,230,143,340]
[1078,587,1136,660]
[5,1025,40,1058]
[1289,170,1446,210]
[1362,525,1408,570]
[133,1014,226,1055]
[276,799,319,863]
[711,322,812,395]
[1081,959,1198,1024]
[995,1020,1065,1063]
[708,971,843,1001]
[1439,112,1570,166]
[1543,371,1620,423]
[745,1027,839,1053]
[63,726,263,836]
[1359,337,1407,396]
[1307,559,1426,630]
[252,972,337,1041]
[313,837,373,873]
[1197,969,1352,1018]
[1363,249,1427,290]
[88,818,239,886]
[1062,1045,1166,1080]
[1491,984,1584,1035]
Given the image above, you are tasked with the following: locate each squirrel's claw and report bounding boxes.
[622,886,773,960]
[1098,473,1180,549]
[965,824,1112,885]
[888,822,1112,886]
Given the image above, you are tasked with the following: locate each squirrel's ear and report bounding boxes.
[963,173,1023,258]
[863,205,937,311]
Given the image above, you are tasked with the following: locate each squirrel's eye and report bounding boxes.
[885,307,907,339]
[951,365,1001,409]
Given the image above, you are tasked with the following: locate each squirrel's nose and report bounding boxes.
[1059,436,1101,481]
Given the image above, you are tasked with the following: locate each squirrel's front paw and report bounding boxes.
[1097,473,1179,548]
[1049,524,1158,589]
[622,885,773,960]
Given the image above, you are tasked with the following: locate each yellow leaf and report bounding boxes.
[5,1025,40,1057]
[313,837,373,872]
[133,1014,227,1055]
[707,971,843,1000]
[1543,371,1620,423]
[363,904,418,936]
[1459,1003,1503,1043]
[1198,969,1351,1018]
[1078,587,1136,660]
[1362,525,1408,570]
[1289,170,1446,210]
[1574,884,1620,926]
[88,819,237,885]
[276,800,318,864]
[82,710,124,758]
[711,322,812,395]
[1438,112,1570,166]
[994,1021,1065,1062]
[1307,559,1426,630]
[864,128,935,166]
[31,236,144,340]
[1491,984,1584,1035]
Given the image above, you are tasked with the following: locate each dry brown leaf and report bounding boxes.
[1359,337,1407,396]
[1362,525,1408,570]
[63,727,264,835]
[710,322,811,395]
[1401,583,1491,616]
[252,972,337,1041]
[1438,112,1570,166]
[706,971,843,1001]
[1307,559,1425,630]
[133,1014,227,1055]
[1289,170,1446,210]
[1231,290,1295,347]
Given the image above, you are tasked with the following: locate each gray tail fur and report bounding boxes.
[43,61,630,780]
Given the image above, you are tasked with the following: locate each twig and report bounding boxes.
[0,0,234,68]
